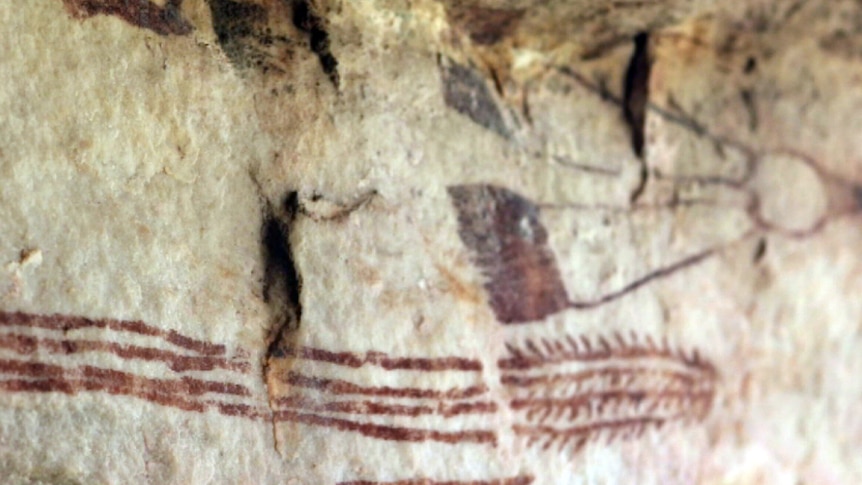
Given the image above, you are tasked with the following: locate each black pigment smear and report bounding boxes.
[206,0,269,70]
[291,0,340,87]
[623,32,652,204]
[623,32,652,158]
[440,58,510,139]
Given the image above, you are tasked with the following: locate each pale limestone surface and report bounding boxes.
[0,1,861,484]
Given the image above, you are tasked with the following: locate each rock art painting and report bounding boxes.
[5,0,861,483]
[0,309,717,453]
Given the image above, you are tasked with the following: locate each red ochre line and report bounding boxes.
[62,0,193,36]
[275,395,498,417]
[513,414,688,439]
[0,332,250,373]
[283,346,483,372]
[283,371,489,400]
[0,311,226,356]
[0,358,251,397]
[510,389,715,414]
[337,475,534,485]
[0,377,268,419]
[274,409,497,445]
[500,366,708,389]
[498,340,715,374]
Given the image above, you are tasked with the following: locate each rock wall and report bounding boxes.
[1,1,860,483]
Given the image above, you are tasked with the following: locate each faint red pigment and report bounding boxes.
[274,409,497,445]
[62,0,192,36]
[283,371,488,400]
[283,345,482,371]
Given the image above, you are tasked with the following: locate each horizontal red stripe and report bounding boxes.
[500,366,707,389]
[284,346,482,372]
[276,395,498,417]
[0,332,249,373]
[274,409,497,445]
[499,335,715,374]
[0,311,225,356]
[0,358,251,397]
[283,371,488,400]
[0,377,269,419]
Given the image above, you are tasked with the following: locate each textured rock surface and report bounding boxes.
[1,0,861,483]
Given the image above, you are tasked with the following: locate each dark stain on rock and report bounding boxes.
[62,0,192,36]
[447,6,525,45]
[206,0,294,73]
[623,32,652,159]
[291,0,340,88]
[440,57,510,139]
[447,184,570,324]
[752,238,767,263]
[262,192,303,357]
[740,89,758,132]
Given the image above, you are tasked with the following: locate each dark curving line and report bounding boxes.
[566,249,716,310]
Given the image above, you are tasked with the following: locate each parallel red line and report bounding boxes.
[0,311,225,356]
[283,371,488,400]
[274,409,497,445]
[498,346,714,372]
[282,346,482,372]
[0,358,251,397]
[0,332,249,372]
[275,395,498,417]
[0,377,268,419]
[500,366,708,389]
[510,389,715,416]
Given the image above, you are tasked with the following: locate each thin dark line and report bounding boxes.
[567,249,715,309]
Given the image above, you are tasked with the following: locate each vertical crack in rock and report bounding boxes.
[62,0,192,36]
[623,32,652,203]
[439,56,511,139]
[290,0,340,88]
[260,192,303,453]
[448,184,570,324]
